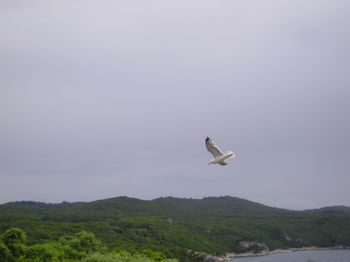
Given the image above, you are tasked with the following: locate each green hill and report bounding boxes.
[0,196,290,220]
[0,196,349,260]
[303,205,350,214]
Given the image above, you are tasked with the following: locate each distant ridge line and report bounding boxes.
[1,196,349,214]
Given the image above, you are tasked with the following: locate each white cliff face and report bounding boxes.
[239,240,257,248]
[239,241,269,250]
[281,231,304,244]
[282,231,292,241]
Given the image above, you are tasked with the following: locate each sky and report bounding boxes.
[1,0,349,210]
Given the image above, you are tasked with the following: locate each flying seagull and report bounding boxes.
[205,137,235,165]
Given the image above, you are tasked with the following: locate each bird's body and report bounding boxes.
[205,137,235,165]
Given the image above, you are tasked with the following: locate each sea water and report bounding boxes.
[232,250,350,262]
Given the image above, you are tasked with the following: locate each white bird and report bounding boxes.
[205,137,235,165]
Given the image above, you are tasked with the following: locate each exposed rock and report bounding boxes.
[239,241,269,252]
[282,231,292,241]
[239,240,257,248]
[203,255,218,262]
[203,254,235,262]
[208,246,348,262]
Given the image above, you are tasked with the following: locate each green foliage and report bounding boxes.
[0,228,27,261]
[138,249,167,261]
[0,197,350,261]
[0,228,178,262]
[82,252,178,262]
[1,228,26,246]
[26,242,66,262]
[64,231,103,254]
[0,241,11,262]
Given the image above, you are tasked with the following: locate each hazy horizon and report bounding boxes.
[1,1,350,210]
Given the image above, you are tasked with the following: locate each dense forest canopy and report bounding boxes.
[0,196,349,262]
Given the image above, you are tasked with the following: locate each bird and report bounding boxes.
[205,137,235,165]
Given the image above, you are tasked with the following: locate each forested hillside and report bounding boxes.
[1,196,349,261]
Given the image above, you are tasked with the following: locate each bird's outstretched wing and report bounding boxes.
[205,137,224,157]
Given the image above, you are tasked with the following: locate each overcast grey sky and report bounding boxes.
[1,0,349,210]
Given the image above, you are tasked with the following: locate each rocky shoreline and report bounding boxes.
[205,246,349,262]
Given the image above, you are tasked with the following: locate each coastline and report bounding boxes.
[206,246,349,262]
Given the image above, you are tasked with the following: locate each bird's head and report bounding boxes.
[226,151,235,158]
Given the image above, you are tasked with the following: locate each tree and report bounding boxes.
[0,241,11,262]
[68,231,103,254]
[26,242,66,262]
[0,228,27,260]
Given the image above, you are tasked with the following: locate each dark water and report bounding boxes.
[232,250,350,262]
